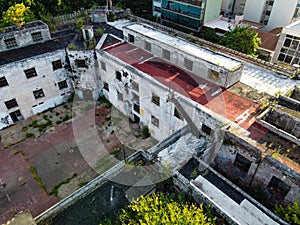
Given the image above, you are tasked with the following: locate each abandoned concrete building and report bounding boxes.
[0,16,300,223]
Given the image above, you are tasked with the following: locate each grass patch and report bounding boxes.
[25,132,35,138]
[29,165,47,193]
[49,173,78,197]
[78,181,88,188]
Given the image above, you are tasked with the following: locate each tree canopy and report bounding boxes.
[219,26,261,57]
[102,192,215,225]
[1,3,35,27]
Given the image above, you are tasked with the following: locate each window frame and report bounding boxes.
[33,88,45,99]
[24,68,38,79]
[151,115,159,127]
[151,94,160,106]
[0,77,9,87]
[58,80,68,90]
[4,98,18,109]
[52,60,63,71]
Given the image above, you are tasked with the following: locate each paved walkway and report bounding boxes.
[0,102,157,224]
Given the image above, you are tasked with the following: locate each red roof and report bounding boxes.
[104,42,265,137]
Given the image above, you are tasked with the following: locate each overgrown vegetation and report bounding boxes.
[49,173,78,197]
[101,192,216,224]
[29,164,47,193]
[274,200,300,225]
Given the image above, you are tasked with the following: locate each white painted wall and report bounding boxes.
[244,0,266,23]
[0,50,73,129]
[266,0,298,31]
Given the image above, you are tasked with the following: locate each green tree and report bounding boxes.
[2,3,35,27]
[199,28,220,44]
[219,26,261,57]
[274,200,300,225]
[102,192,215,225]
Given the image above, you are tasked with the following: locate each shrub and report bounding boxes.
[25,132,35,138]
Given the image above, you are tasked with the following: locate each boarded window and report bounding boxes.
[31,32,43,42]
[128,34,134,43]
[152,94,160,106]
[5,98,18,109]
[33,89,45,99]
[58,80,68,90]
[184,58,193,70]
[75,59,87,68]
[234,153,252,173]
[52,60,62,70]
[116,71,122,81]
[162,49,170,60]
[0,77,9,87]
[201,124,212,135]
[151,115,159,127]
[132,81,139,92]
[24,68,38,79]
[103,82,109,92]
[4,37,17,49]
[117,91,123,101]
[145,41,151,51]
[101,61,106,71]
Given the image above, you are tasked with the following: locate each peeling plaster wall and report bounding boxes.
[0,50,73,129]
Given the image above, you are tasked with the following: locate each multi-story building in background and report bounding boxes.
[156,0,222,32]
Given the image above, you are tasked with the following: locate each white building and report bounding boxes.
[243,0,299,31]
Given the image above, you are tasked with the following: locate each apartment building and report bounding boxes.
[153,0,222,32]
[273,19,300,66]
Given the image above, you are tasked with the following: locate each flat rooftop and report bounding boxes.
[124,24,243,71]
[286,19,300,31]
[103,40,260,131]
[0,20,48,35]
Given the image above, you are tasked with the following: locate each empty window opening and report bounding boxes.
[5,99,18,109]
[116,71,122,81]
[267,176,291,199]
[151,115,159,127]
[128,34,135,43]
[152,94,160,106]
[133,102,140,114]
[234,153,252,173]
[103,82,109,92]
[58,80,68,90]
[33,89,45,99]
[31,32,43,42]
[201,124,212,135]
[75,59,87,68]
[208,69,219,82]
[0,77,9,87]
[9,110,23,122]
[4,37,17,49]
[174,107,183,120]
[24,68,38,79]
[52,60,62,70]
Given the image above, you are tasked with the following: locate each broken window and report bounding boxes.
[101,61,106,71]
[184,58,193,71]
[116,71,122,81]
[24,68,38,79]
[267,176,291,199]
[151,115,159,127]
[58,80,68,90]
[103,82,109,92]
[201,124,212,135]
[174,107,183,120]
[31,31,43,42]
[75,59,87,68]
[145,41,151,51]
[208,69,219,82]
[152,94,160,106]
[4,37,17,49]
[128,34,135,43]
[5,98,18,109]
[162,49,171,60]
[52,60,62,70]
[234,153,252,173]
[132,81,139,92]
[123,71,128,77]
[9,110,23,122]
[0,77,9,87]
[33,89,45,99]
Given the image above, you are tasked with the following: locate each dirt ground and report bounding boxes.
[0,101,157,224]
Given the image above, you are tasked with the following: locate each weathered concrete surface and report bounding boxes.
[4,211,36,225]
